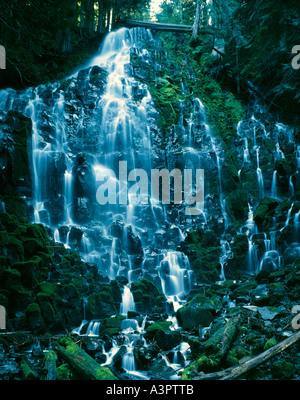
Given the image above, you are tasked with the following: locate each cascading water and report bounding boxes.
[1,20,299,381]
[16,27,196,379]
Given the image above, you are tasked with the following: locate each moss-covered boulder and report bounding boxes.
[131,279,165,314]
[26,302,45,333]
[179,228,221,284]
[176,294,221,331]
[225,234,249,279]
[253,197,279,229]
[86,285,119,320]
[0,111,32,196]
[13,256,43,288]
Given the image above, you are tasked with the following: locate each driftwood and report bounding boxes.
[55,337,117,380]
[194,330,300,380]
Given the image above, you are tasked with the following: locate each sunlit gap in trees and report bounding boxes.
[150,0,163,21]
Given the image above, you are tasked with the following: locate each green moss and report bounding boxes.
[26,302,45,332]
[3,269,23,292]
[233,280,258,297]
[264,336,277,350]
[100,327,120,336]
[57,363,73,380]
[271,360,294,379]
[45,349,58,364]
[146,320,172,333]
[226,346,250,367]
[38,282,59,298]
[59,337,117,380]
[20,357,37,380]
[181,362,197,380]
[196,355,215,372]
[182,228,221,284]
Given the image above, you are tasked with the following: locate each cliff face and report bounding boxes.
[0,27,299,380]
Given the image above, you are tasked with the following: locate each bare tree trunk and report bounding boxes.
[236,41,240,94]
[62,27,72,53]
[84,0,95,35]
[80,0,85,28]
[177,0,183,24]
[97,1,104,33]
[192,0,203,40]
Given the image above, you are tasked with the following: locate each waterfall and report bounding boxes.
[243,138,251,164]
[159,251,192,312]
[255,147,264,199]
[120,285,136,316]
[271,171,277,199]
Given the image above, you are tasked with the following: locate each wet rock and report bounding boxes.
[110,219,124,239]
[148,357,175,379]
[176,294,220,331]
[73,197,93,224]
[126,226,143,256]
[155,330,182,351]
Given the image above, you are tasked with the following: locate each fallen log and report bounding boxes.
[194,330,300,380]
[55,337,117,380]
[118,19,216,35]
[44,350,58,380]
[20,357,38,380]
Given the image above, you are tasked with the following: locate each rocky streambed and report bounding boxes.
[1,257,300,380]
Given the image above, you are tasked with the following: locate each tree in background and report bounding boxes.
[156,0,300,127]
[0,0,150,89]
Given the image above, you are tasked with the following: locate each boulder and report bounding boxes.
[176,294,220,330]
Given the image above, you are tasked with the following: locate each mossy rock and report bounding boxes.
[38,282,59,298]
[270,359,294,379]
[86,287,118,320]
[6,111,32,186]
[225,189,248,226]
[233,280,258,297]
[0,230,8,249]
[6,236,24,262]
[155,329,182,351]
[181,228,221,284]
[36,292,63,331]
[102,315,125,331]
[0,256,9,281]
[13,256,43,288]
[253,197,279,227]
[3,269,23,293]
[0,293,8,308]
[131,279,164,313]
[26,302,45,333]
[146,320,172,333]
[176,294,220,330]
[226,345,251,367]
[57,363,73,380]
[196,355,215,373]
